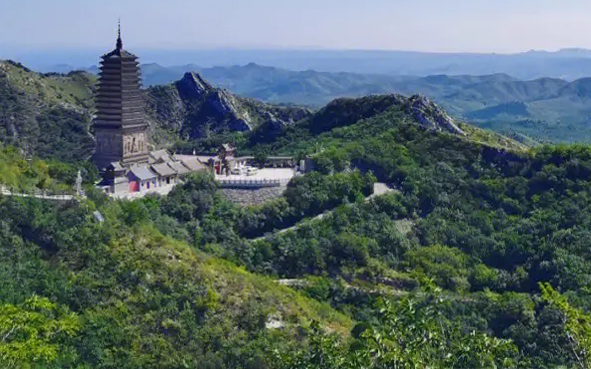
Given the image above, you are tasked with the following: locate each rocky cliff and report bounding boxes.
[405,94,465,135]
[146,72,311,140]
[304,93,465,136]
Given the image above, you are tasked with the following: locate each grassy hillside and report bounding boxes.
[236,94,527,156]
[163,94,591,367]
[0,148,351,369]
[0,60,311,159]
[0,60,96,161]
[7,67,591,367]
[0,143,97,193]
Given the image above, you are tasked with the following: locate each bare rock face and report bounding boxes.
[175,72,213,99]
[405,94,465,135]
[146,72,309,139]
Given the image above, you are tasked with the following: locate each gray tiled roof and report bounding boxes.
[129,166,157,181]
[168,161,191,175]
[182,158,208,172]
[151,163,177,177]
[108,161,125,171]
[149,150,174,164]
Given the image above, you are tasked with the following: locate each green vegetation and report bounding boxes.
[151,169,374,242]
[0,144,97,193]
[0,155,351,368]
[0,61,96,161]
[193,63,591,143]
[0,61,310,160]
[275,291,518,369]
[0,297,80,368]
[214,96,591,367]
[541,283,591,369]
[6,86,591,367]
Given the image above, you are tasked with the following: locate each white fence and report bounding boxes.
[0,185,77,201]
[217,178,282,188]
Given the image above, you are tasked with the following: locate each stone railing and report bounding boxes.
[216,178,282,188]
[0,185,78,201]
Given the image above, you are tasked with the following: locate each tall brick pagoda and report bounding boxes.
[93,23,149,170]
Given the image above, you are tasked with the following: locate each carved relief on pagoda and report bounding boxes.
[123,132,147,155]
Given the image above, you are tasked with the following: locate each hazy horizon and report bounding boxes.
[3,0,591,54]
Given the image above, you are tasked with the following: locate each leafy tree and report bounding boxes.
[541,283,591,369]
[0,296,80,369]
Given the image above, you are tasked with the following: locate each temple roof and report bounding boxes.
[102,49,138,60]
[151,163,177,177]
[168,161,191,175]
[128,166,157,181]
[149,150,174,164]
[107,161,125,172]
[181,158,208,172]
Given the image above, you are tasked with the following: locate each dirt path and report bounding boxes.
[251,182,395,241]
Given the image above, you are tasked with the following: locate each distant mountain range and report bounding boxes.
[7,56,591,146]
[14,47,591,81]
[84,62,591,143]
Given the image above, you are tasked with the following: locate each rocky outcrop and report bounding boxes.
[175,72,213,99]
[405,94,465,135]
[146,72,310,140]
[302,93,465,136]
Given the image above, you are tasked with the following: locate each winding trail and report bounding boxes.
[251,182,396,241]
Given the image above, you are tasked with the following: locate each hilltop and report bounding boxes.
[146,71,310,141]
[200,64,591,143]
[8,58,591,147]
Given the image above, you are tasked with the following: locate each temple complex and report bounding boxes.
[93,24,299,199]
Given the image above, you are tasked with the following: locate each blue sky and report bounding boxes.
[1,0,591,53]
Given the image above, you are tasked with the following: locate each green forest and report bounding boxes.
[4,93,591,368]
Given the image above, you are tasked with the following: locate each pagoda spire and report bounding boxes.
[116,19,122,50]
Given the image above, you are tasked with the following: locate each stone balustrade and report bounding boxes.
[216,178,282,188]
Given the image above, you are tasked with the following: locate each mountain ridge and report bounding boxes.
[153,63,591,143]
